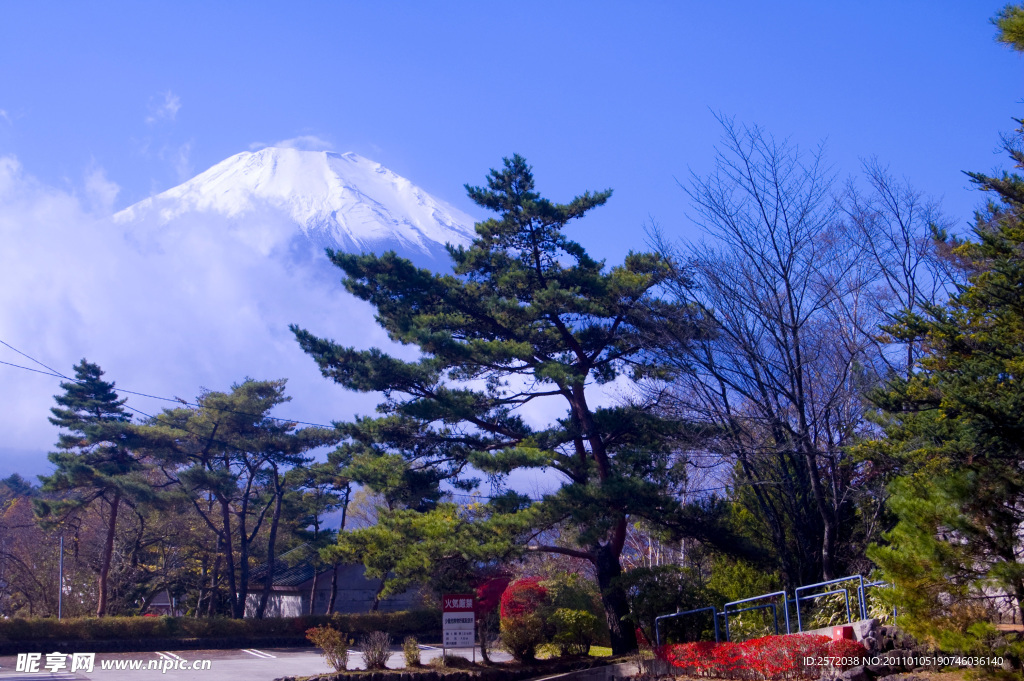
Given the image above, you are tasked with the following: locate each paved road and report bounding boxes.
[0,645,510,681]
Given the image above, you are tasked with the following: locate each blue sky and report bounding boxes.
[0,2,1021,478]
[2,2,1020,257]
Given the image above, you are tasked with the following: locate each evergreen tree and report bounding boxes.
[995,3,1024,52]
[866,120,1024,658]
[289,460,351,614]
[294,155,700,652]
[36,359,151,617]
[138,378,339,618]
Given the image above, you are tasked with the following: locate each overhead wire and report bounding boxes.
[0,338,338,429]
[3,339,755,498]
[0,340,318,455]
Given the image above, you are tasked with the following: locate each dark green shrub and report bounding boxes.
[550,608,600,656]
[0,609,440,643]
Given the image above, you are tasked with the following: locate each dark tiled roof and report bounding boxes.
[249,557,317,587]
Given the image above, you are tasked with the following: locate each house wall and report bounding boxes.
[243,564,426,617]
[244,592,305,618]
[306,564,425,614]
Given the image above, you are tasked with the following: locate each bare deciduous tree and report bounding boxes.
[651,119,880,585]
[650,121,956,587]
[844,158,958,377]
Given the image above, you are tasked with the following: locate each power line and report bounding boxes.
[2,340,757,497]
[0,359,67,379]
[0,338,338,429]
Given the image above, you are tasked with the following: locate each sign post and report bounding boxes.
[442,594,476,662]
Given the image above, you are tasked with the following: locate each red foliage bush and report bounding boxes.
[499,577,548,618]
[657,632,864,680]
[825,637,867,664]
[635,626,651,650]
[476,577,511,616]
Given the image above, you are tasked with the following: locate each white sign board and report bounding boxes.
[443,612,475,646]
[442,594,475,648]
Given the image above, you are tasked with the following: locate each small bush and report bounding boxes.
[500,612,546,662]
[550,608,599,656]
[403,635,421,667]
[500,577,548,618]
[360,630,392,670]
[306,626,350,672]
[428,653,475,669]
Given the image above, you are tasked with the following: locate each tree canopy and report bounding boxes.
[36,359,153,616]
[293,154,704,652]
[867,119,1024,654]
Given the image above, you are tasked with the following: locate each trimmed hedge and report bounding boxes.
[0,610,441,644]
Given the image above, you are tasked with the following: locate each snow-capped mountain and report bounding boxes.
[115,147,478,265]
[1,149,484,478]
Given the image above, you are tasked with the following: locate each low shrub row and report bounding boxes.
[0,610,441,644]
[657,634,867,680]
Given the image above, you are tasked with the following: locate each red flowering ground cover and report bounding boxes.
[658,633,866,680]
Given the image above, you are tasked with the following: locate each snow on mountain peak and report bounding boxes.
[115,147,478,262]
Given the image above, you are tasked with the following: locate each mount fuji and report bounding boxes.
[0,148,482,477]
[115,147,478,267]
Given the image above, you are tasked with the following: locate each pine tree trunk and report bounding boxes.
[207,556,222,617]
[309,569,319,615]
[326,491,348,615]
[219,499,242,618]
[594,543,636,654]
[139,588,160,616]
[257,483,284,619]
[478,612,493,664]
[327,562,339,614]
[370,578,387,612]
[96,489,121,617]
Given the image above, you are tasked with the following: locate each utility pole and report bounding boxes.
[58,535,63,619]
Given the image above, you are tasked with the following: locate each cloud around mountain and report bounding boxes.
[0,150,476,478]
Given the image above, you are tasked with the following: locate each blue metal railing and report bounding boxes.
[859,579,897,620]
[723,590,790,640]
[654,606,720,647]
[794,588,851,631]
[653,574,885,645]
[794,575,865,632]
[723,602,781,641]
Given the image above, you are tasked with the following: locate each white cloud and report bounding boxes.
[161,140,193,181]
[251,135,335,152]
[146,91,181,125]
[83,163,120,212]
[0,109,11,126]
[0,156,399,478]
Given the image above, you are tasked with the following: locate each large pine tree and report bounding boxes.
[36,360,150,616]
[293,155,699,652]
[867,119,1024,655]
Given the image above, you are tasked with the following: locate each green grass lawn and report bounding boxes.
[534,644,613,659]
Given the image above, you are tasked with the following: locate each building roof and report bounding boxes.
[249,545,320,587]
